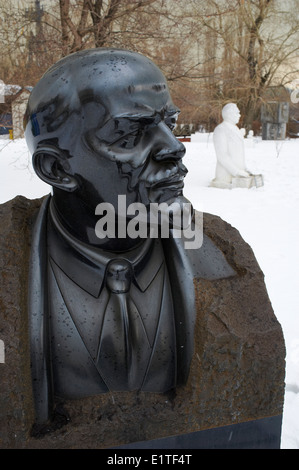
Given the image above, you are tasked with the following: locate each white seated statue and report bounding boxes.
[210,103,263,189]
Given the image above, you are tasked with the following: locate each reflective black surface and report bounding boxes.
[25,48,189,250]
[26,49,236,425]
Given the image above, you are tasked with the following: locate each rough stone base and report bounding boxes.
[0,196,285,449]
[0,196,39,448]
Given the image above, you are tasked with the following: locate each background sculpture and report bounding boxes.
[210,103,263,189]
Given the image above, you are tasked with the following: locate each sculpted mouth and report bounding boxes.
[145,163,187,189]
[149,174,185,190]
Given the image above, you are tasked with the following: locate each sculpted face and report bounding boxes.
[76,80,187,212]
[222,103,241,125]
[25,49,188,221]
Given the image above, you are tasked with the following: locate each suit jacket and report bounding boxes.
[28,195,236,423]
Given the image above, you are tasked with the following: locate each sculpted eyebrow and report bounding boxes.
[165,108,180,117]
[98,108,180,145]
[115,107,180,122]
[114,115,155,125]
[99,118,142,146]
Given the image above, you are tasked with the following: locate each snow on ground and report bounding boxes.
[0,135,298,448]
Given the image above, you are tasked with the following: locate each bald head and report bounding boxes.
[24,48,175,155]
[221,103,241,125]
[24,47,186,225]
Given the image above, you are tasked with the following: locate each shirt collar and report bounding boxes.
[48,199,164,298]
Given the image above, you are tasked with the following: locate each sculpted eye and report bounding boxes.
[165,113,178,131]
[113,129,142,149]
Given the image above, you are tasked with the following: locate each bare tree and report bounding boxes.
[0,0,62,84]
[0,0,298,132]
[57,0,160,55]
[182,0,299,132]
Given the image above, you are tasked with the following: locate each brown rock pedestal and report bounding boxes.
[0,196,285,449]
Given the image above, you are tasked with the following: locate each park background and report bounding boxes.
[1,0,299,449]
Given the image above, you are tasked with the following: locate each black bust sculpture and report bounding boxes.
[24,48,235,425]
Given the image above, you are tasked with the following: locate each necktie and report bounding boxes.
[97,259,151,391]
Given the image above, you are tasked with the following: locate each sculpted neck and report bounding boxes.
[222,120,242,136]
[223,119,239,127]
[51,190,145,252]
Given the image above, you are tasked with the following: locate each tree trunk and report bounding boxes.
[59,0,71,56]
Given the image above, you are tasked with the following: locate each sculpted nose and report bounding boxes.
[151,122,186,162]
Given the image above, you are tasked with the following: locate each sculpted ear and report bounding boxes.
[32,146,79,192]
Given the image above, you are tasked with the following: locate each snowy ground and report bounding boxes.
[0,134,298,448]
